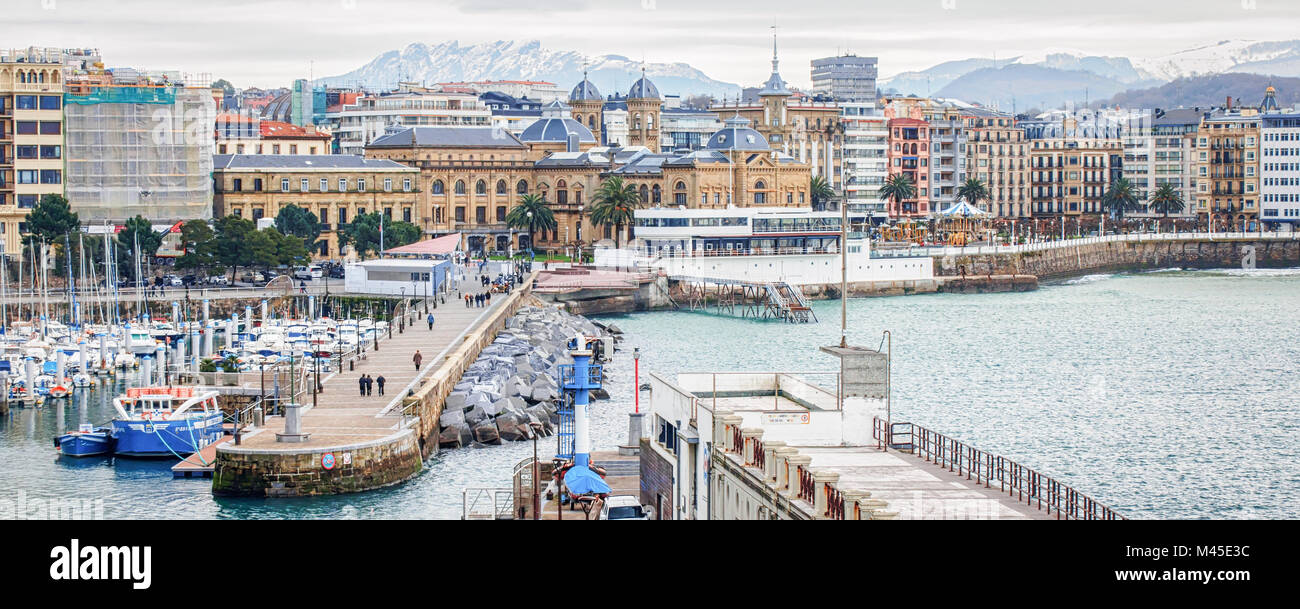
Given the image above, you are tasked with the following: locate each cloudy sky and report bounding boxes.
[3,0,1299,89]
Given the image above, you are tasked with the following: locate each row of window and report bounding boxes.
[15,169,61,184]
[13,95,62,111]
[1261,208,1299,216]
[227,177,413,193]
[13,121,61,136]
[13,145,61,160]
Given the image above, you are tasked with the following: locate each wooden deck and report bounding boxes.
[172,435,234,478]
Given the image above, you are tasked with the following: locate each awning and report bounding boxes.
[382,233,462,257]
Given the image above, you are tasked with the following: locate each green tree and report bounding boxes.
[1103,177,1142,225]
[956,177,990,211]
[23,194,80,246]
[810,175,835,211]
[175,219,217,271]
[878,173,917,215]
[274,231,311,267]
[505,193,557,253]
[274,204,321,249]
[246,229,280,271]
[213,214,257,280]
[338,213,421,259]
[116,215,163,279]
[1149,183,1185,230]
[588,176,642,248]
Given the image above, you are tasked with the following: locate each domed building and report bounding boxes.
[519,101,597,155]
[626,68,663,152]
[705,115,772,152]
[568,71,604,144]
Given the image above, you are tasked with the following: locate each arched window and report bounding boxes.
[648,114,654,129]
[454,180,466,194]
[475,180,487,195]
[639,185,649,202]
[652,184,661,204]
[516,180,528,194]
[432,180,445,194]
[755,180,766,190]
[587,115,595,129]
[557,179,567,189]
[674,181,686,191]
[496,180,507,195]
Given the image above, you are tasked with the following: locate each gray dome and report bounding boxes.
[570,77,601,101]
[705,116,770,151]
[628,75,660,100]
[520,117,597,143]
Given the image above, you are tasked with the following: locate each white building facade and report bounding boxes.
[1261,113,1300,228]
[839,102,889,223]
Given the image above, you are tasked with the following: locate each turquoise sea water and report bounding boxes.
[2,268,1297,519]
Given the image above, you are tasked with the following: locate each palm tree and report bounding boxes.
[810,175,834,211]
[955,177,989,212]
[1102,177,1142,227]
[505,193,556,254]
[878,173,917,217]
[1148,183,1185,232]
[588,176,642,248]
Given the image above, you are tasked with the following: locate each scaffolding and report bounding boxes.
[62,85,215,223]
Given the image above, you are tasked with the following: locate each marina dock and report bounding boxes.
[172,435,233,478]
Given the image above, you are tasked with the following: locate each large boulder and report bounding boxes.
[438,426,464,449]
[473,421,501,445]
[495,414,526,442]
[439,408,466,428]
[444,392,467,412]
[529,382,558,402]
[464,404,489,426]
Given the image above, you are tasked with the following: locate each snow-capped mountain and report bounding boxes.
[321,40,741,99]
[1136,40,1300,81]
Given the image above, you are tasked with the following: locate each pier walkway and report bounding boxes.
[229,281,506,452]
[673,275,817,323]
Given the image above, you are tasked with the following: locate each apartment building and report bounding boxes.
[215,113,332,155]
[810,54,878,102]
[212,154,421,259]
[0,48,66,254]
[1260,112,1300,228]
[1122,108,1201,221]
[324,84,492,156]
[963,108,1029,218]
[885,117,931,219]
[1194,107,1261,230]
[839,102,889,222]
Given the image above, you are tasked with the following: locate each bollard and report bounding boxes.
[349,359,354,371]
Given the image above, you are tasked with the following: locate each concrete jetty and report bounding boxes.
[212,273,530,497]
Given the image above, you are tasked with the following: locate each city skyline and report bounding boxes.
[3,0,1300,90]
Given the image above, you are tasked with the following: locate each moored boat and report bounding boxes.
[55,424,116,457]
[110,387,225,458]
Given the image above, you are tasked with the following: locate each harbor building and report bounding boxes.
[810,54,878,102]
[1194,104,1261,230]
[885,117,931,219]
[0,47,66,255]
[211,154,421,258]
[1261,110,1300,229]
[641,344,1118,520]
[963,107,1030,218]
[214,113,332,155]
[839,102,889,223]
[1123,108,1202,222]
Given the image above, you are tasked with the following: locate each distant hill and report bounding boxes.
[934,64,1130,110]
[1099,73,1300,109]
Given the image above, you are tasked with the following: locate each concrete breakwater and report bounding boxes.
[936,236,1300,281]
[437,305,612,449]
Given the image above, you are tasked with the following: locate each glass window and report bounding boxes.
[281,178,290,192]
[15,96,37,110]
[40,169,61,184]
[16,121,37,135]
[40,96,61,110]
[40,122,61,135]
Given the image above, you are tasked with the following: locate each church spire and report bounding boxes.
[771,25,779,74]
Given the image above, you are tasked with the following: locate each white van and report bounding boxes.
[309,265,324,279]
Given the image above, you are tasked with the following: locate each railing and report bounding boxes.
[872,416,1125,520]
[461,487,516,520]
[797,466,815,503]
[871,230,1299,258]
[752,438,765,470]
[651,246,844,259]
[825,485,844,520]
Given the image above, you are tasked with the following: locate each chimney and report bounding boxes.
[1226,96,1233,110]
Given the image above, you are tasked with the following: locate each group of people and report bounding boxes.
[464,291,492,308]
[357,373,386,397]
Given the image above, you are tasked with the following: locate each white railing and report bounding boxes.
[461,488,516,520]
[872,231,1299,258]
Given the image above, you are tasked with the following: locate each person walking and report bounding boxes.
[358,373,366,397]
[363,374,373,396]
[376,374,386,396]
[427,313,435,331]
[413,350,423,371]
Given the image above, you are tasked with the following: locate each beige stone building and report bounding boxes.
[1195,107,1261,230]
[212,155,421,259]
[963,108,1030,218]
[0,49,66,255]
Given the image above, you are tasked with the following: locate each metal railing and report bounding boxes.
[461,488,516,520]
[872,230,1298,259]
[872,417,1125,520]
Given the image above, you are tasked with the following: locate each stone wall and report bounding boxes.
[212,430,422,497]
[639,438,675,521]
[935,238,1300,281]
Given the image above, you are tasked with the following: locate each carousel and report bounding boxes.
[879,219,928,246]
[936,201,993,246]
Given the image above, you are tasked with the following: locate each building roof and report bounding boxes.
[381,232,462,257]
[704,116,770,151]
[519,101,596,143]
[570,73,602,101]
[367,126,525,149]
[628,72,660,100]
[212,154,415,171]
[260,120,330,140]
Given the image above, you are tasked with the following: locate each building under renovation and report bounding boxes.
[62,82,215,224]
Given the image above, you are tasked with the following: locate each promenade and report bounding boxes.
[233,277,505,451]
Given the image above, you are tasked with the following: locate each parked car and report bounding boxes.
[207,274,229,286]
[240,271,265,283]
[327,266,344,279]
[164,274,183,287]
[600,496,650,520]
[292,266,313,280]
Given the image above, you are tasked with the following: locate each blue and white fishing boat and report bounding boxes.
[54,424,115,457]
[110,387,224,458]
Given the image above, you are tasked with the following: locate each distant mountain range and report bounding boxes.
[1099,73,1300,110]
[884,39,1300,109]
[320,40,742,99]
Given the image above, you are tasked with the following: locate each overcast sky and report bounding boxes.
[3,0,1299,89]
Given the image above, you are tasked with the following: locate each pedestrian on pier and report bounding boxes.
[413,350,423,371]
[427,313,435,330]
[376,375,386,396]
[364,374,374,396]
[358,374,366,397]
